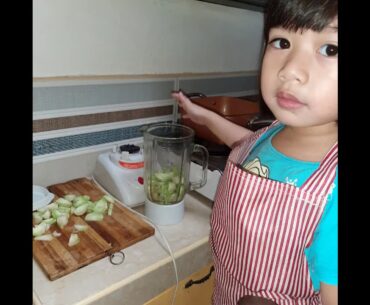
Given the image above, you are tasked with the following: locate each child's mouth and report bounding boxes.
[276,92,305,109]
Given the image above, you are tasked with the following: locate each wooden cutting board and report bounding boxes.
[33,177,154,281]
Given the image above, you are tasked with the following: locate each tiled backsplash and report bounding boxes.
[33,106,173,133]
[178,75,258,95]
[33,73,259,161]
[34,124,148,156]
[33,80,175,111]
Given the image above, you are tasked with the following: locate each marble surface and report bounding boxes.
[33,191,213,305]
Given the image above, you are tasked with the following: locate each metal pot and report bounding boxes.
[179,92,260,145]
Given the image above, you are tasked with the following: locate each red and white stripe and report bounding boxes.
[210,122,337,305]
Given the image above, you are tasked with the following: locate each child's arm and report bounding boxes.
[172,91,253,148]
[320,283,337,305]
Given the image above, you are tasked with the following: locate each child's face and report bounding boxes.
[260,18,338,128]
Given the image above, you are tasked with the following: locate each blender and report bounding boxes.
[143,123,208,225]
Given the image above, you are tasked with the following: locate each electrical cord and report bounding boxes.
[91,176,179,305]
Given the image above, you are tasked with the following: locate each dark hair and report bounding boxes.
[264,0,338,41]
[256,0,338,120]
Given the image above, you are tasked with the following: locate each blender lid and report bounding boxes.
[119,144,141,154]
[145,123,194,140]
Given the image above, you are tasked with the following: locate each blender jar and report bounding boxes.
[143,123,208,225]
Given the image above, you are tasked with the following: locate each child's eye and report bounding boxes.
[319,44,338,57]
[269,38,290,49]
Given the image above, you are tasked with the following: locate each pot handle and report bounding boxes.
[172,89,207,100]
[185,92,207,99]
[189,144,209,190]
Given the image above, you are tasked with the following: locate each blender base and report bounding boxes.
[144,199,184,226]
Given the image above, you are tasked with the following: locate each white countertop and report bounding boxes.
[33,191,214,305]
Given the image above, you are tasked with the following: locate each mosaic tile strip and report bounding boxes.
[33,106,173,133]
[33,122,171,156]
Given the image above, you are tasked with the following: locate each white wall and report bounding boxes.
[33,0,264,77]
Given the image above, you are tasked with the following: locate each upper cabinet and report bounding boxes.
[197,0,268,12]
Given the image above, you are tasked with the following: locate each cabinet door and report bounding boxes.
[143,263,215,305]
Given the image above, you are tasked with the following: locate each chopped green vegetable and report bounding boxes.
[85,212,104,222]
[147,167,186,205]
[42,218,56,225]
[57,214,69,229]
[68,233,80,247]
[87,201,95,213]
[104,194,115,204]
[58,206,71,214]
[73,203,89,216]
[46,202,58,210]
[33,212,43,225]
[154,171,174,182]
[108,203,113,216]
[37,206,49,214]
[52,231,61,237]
[33,193,115,241]
[34,234,54,241]
[56,198,72,207]
[93,198,108,214]
[74,224,88,232]
[42,209,51,220]
[51,209,68,219]
[72,196,88,207]
[33,222,48,237]
[64,194,76,202]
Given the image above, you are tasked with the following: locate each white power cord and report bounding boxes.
[91,176,179,305]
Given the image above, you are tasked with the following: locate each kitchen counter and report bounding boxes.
[33,190,214,305]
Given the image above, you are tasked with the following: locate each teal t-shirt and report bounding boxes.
[242,123,338,292]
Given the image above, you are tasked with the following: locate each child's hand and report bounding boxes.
[171,90,210,125]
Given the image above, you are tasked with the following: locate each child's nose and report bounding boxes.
[278,51,309,84]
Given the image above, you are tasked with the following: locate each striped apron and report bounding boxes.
[210,122,338,305]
